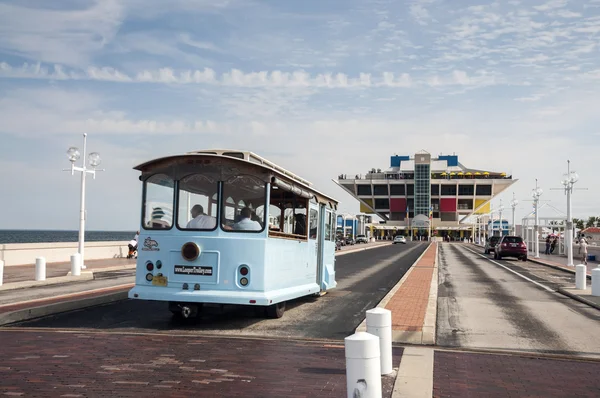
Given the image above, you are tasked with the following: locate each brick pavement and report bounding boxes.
[433,350,600,397]
[384,243,437,333]
[0,330,403,397]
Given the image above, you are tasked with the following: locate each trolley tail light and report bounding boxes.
[146,262,154,271]
[240,266,248,276]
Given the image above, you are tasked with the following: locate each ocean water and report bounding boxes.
[0,230,137,244]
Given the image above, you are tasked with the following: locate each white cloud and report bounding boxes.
[533,0,568,11]
[0,0,124,67]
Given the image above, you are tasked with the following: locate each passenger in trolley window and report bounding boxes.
[233,207,262,231]
[186,204,217,229]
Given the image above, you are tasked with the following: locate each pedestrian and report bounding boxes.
[545,236,551,255]
[550,237,556,254]
[580,237,588,265]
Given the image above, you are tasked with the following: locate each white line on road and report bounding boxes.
[461,245,555,292]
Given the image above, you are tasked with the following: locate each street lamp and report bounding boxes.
[510,193,518,235]
[498,199,504,237]
[531,180,543,259]
[561,160,578,266]
[63,134,104,270]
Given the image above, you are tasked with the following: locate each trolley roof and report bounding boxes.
[133,149,339,205]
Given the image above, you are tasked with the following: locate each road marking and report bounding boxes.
[461,246,554,292]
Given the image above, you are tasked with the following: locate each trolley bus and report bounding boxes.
[128,149,338,319]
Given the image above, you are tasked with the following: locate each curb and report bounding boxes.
[557,287,600,311]
[0,264,137,292]
[336,242,392,256]
[0,285,132,326]
[422,243,439,345]
[528,258,592,280]
[355,242,434,343]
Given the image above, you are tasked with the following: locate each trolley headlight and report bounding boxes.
[240,277,249,286]
[181,242,200,261]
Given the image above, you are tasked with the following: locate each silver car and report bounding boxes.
[393,235,407,244]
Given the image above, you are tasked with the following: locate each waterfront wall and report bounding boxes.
[0,241,130,266]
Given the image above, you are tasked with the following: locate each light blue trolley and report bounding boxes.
[128,149,338,318]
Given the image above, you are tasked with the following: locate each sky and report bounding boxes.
[0,0,599,231]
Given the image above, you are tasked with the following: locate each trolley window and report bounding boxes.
[143,173,174,230]
[221,175,267,232]
[268,185,308,240]
[309,208,318,240]
[177,173,219,231]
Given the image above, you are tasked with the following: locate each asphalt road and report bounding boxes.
[12,242,428,340]
[437,243,600,359]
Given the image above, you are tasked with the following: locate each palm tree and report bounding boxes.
[573,218,585,230]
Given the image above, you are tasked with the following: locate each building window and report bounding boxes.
[406,184,414,196]
[458,185,474,196]
[440,212,457,222]
[457,199,473,210]
[373,184,389,196]
[476,185,492,195]
[390,184,405,195]
[357,185,372,196]
[431,184,439,195]
[441,185,457,196]
[374,198,389,209]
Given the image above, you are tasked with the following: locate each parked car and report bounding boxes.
[494,235,527,261]
[393,235,407,244]
[345,236,355,245]
[484,236,502,254]
[355,234,368,244]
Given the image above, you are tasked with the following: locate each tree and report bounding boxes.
[573,218,585,231]
[586,216,599,228]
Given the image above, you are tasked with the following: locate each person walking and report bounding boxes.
[545,236,551,255]
[580,237,588,265]
[550,237,557,254]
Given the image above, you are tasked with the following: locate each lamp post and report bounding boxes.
[561,161,578,266]
[531,180,543,259]
[498,199,504,237]
[510,193,518,235]
[63,134,104,269]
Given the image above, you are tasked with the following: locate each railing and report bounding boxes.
[338,173,513,181]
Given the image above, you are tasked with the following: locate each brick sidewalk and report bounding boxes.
[434,350,600,397]
[0,330,403,397]
[385,242,437,334]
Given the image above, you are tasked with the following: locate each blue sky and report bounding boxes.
[1,0,599,230]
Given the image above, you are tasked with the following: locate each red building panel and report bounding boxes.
[439,198,457,212]
[390,198,407,212]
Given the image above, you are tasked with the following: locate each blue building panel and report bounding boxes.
[438,155,458,167]
[390,155,410,168]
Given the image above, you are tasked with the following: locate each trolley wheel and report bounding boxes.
[266,301,286,319]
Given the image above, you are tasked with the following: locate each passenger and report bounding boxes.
[294,213,306,235]
[186,204,217,229]
[233,207,262,231]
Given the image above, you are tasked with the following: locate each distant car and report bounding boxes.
[494,235,527,261]
[393,235,407,244]
[484,236,501,254]
[345,236,355,245]
[355,234,368,244]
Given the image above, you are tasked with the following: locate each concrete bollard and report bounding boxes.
[366,308,393,375]
[35,257,46,281]
[592,268,600,297]
[345,332,381,398]
[0,260,4,286]
[575,264,587,290]
[71,253,81,276]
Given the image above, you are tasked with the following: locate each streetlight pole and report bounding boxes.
[562,160,578,266]
[64,134,104,269]
[510,193,518,235]
[531,180,543,259]
[498,199,504,237]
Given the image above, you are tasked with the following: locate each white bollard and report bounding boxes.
[71,253,81,276]
[366,308,393,375]
[592,268,600,297]
[35,257,46,281]
[345,332,381,398]
[575,264,587,290]
[0,260,4,286]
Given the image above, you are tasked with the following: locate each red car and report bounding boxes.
[494,235,527,261]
